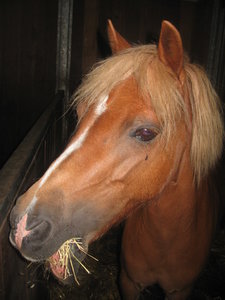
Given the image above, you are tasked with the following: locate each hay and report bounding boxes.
[47,238,98,285]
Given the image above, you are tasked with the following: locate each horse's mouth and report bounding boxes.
[10,228,89,284]
[47,238,88,284]
[10,213,96,285]
[10,226,88,284]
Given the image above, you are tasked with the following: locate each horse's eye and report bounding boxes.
[134,128,158,142]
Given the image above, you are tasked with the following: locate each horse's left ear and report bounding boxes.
[107,19,131,54]
[158,21,184,78]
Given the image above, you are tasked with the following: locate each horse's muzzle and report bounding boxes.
[9,211,52,260]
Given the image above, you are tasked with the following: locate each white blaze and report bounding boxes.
[95,95,108,116]
[40,95,109,189]
[39,127,89,188]
[28,94,109,211]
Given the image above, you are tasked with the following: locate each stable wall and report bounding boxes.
[70,0,215,91]
[0,0,58,168]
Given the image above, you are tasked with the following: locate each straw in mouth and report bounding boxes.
[47,237,98,285]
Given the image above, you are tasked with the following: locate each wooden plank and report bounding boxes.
[70,0,85,91]
[0,92,64,228]
[81,0,100,74]
[0,92,64,299]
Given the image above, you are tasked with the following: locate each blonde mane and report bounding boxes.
[70,45,224,184]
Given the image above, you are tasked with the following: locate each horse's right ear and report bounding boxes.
[158,20,184,78]
[107,19,131,54]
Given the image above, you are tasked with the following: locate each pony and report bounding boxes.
[9,20,224,299]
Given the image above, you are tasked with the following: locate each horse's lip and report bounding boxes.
[47,237,88,284]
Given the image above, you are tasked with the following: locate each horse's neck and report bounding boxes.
[144,179,210,242]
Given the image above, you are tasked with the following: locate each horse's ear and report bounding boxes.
[158,21,183,77]
[107,19,131,54]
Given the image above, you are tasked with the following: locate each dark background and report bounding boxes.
[0,0,224,169]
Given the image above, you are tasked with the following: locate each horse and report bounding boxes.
[9,20,224,299]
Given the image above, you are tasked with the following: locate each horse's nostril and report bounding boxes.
[26,215,47,231]
[25,220,52,246]
[11,213,52,250]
